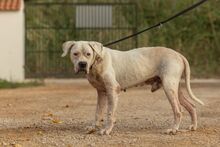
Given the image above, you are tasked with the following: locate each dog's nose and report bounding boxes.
[78,61,87,68]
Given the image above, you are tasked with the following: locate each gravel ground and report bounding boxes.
[0,79,220,147]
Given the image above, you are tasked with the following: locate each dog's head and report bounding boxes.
[61,41,103,74]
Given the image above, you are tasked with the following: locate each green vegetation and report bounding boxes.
[0,80,43,89]
[25,0,220,78]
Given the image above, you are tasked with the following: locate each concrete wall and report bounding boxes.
[0,0,24,82]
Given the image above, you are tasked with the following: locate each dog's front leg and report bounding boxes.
[100,75,120,135]
[100,86,118,135]
[95,90,107,127]
[86,90,107,134]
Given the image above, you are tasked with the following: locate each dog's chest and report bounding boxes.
[87,72,105,90]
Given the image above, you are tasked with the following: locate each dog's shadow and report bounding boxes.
[0,120,85,136]
[0,118,172,136]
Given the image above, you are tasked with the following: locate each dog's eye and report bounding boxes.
[73,53,78,56]
[86,53,91,56]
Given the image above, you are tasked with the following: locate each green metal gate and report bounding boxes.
[25,2,137,78]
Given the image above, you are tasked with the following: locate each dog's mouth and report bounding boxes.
[75,68,88,74]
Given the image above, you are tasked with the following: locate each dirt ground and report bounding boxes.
[0,79,220,147]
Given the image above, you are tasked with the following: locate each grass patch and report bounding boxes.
[0,80,44,89]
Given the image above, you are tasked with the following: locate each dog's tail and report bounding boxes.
[181,55,204,105]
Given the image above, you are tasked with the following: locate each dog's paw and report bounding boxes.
[99,128,112,136]
[188,125,197,131]
[164,128,178,135]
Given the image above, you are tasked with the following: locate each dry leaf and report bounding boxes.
[47,113,53,117]
[52,119,63,124]
[37,131,43,135]
[13,144,22,147]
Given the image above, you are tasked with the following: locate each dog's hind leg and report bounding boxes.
[162,77,182,135]
[178,88,197,131]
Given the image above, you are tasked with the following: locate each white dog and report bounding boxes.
[61,41,204,135]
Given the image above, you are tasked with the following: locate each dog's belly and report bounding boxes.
[115,66,157,89]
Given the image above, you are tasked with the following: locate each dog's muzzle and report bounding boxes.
[78,61,87,73]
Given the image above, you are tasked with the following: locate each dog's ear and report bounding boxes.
[61,41,75,57]
[88,41,104,60]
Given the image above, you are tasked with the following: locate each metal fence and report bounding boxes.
[25,2,137,78]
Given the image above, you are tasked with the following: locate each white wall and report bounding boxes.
[0,0,24,82]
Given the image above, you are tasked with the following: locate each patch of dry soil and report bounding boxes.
[0,80,219,147]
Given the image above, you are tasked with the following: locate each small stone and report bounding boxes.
[7,104,12,107]
[133,117,139,119]
[87,143,95,147]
